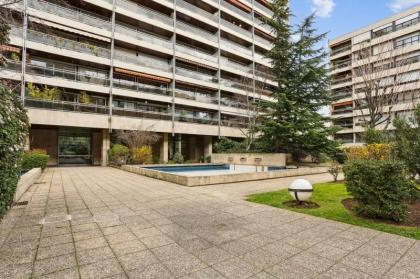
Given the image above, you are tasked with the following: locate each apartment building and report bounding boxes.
[0,0,275,165]
[329,5,420,145]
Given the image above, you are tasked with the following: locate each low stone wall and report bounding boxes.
[14,168,42,202]
[122,165,328,187]
[211,153,286,167]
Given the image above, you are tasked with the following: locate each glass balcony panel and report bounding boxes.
[176,68,218,83]
[25,98,110,115]
[176,44,218,63]
[177,0,218,23]
[28,0,111,31]
[114,51,171,72]
[220,57,252,73]
[117,0,173,27]
[176,21,218,43]
[115,24,172,49]
[220,38,252,57]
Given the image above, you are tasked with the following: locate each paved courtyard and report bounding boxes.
[0,167,419,279]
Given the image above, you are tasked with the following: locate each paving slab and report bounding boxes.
[0,167,417,278]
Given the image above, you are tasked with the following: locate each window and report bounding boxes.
[372,23,393,38]
[395,33,420,48]
[395,13,419,31]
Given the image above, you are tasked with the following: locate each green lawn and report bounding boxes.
[247,182,420,240]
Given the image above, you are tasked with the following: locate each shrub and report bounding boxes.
[213,137,246,153]
[0,85,29,219]
[363,128,387,144]
[131,146,153,164]
[21,149,49,172]
[172,152,184,164]
[344,143,391,161]
[328,161,341,182]
[343,160,417,222]
[108,144,129,166]
[392,105,420,179]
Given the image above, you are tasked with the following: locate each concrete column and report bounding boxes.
[160,133,169,163]
[101,129,110,166]
[204,136,212,158]
[24,133,30,151]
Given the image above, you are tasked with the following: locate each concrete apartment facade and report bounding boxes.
[329,6,420,145]
[1,0,275,165]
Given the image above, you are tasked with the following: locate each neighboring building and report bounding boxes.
[329,6,420,145]
[1,0,275,165]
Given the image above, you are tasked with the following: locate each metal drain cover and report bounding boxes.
[12,201,29,207]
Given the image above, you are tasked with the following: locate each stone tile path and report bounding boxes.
[0,167,418,279]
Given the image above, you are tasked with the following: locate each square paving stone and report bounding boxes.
[248,271,278,279]
[79,258,124,279]
[319,263,372,279]
[288,251,335,275]
[241,248,286,269]
[110,239,147,256]
[151,243,188,260]
[34,253,77,277]
[37,242,75,260]
[77,246,115,265]
[306,243,349,261]
[141,234,175,249]
[38,267,79,279]
[266,260,318,279]
[162,254,208,277]
[102,225,130,236]
[213,257,260,279]
[39,233,73,247]
[196,246,234,266]
[106,231,137,244]
[132,227,163,239]
[119,250,158,272]
[75,237,108,251]
[179,267,225,279]
[127,263,172,279]
[73,229,103,241]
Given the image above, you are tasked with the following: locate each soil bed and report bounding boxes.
[283,200,320,209]
[342,198,420,227]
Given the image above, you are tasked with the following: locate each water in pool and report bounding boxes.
[142,164,285,176]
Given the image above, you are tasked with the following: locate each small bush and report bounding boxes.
[21,149,49,172]
[343,160,417,222]
[213,137,246,153]
[328,161,341,182]
[172,152,184,164]
[363,128,387,144]
[108,144,129,166]
[131,146,153,164]
[344,144,391,161]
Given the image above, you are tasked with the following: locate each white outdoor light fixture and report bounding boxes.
[288,179,313,202]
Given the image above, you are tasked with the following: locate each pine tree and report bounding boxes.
[258,1,339,162]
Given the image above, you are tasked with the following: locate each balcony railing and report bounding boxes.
[330,60,352,71]
[173,114,219,125]
[332,91,352,100]
[220,77,252,92]
[254,1,273,17]
[220,57,253,73]
[177,0,218,23]
[334,122,353,128]
[176,44,218,63]
[28,0,111,31]
[332,107,353,115]
[220,18,252,39]
[220,118,247,128]
[330,45,351,56]
[25,97,110,115]
[174,89,218,104]
[177,21,218,43]
[115,24,172,50]
[331,76,352,85]
[11,28,111,58]
[221,1,252,21]
[176,68,218,83]
[254,35,272,47]
[114,51,171,72]
[220,38,252,57]
[117,0,173,27]
[113,78,171,97]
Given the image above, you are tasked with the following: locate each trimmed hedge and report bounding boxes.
[0,85,29,219]
[343,160,417,222]
[21,149,49,172]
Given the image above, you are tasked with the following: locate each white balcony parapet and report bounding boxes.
[114,24,172,49]
[117,0,173,27]
[176,68,218,83]
[221,1,252,21]
[220,38,252,57]
[220,18,252,39]
[177,21,218,43]
[176,44,218,63]
[114,51,171,72]
[177,0,218,23]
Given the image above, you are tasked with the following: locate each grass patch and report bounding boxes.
[247,182,420,240]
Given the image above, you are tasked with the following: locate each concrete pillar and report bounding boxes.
[204,136,212,158]
[160,133,168,163]
[101,129,110,166]
[24,133,30,151]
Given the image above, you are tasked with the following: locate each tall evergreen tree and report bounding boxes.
[258,1,339,161]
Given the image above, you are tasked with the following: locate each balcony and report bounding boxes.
[221,1,252,21]
[221,18,252,39]
[254,35,272,48]
[330,45,351,56]
[25,97,110,115]
[330,59,351,71]
[332,107,353,115]
[331,75,352,86]
[220,38,252,57]
[177,21,218,43]
[220,57,253,74]
[220,118,247,128]
[177,0,218,24]
[254,17,272,34]
[332,91,352,100]
[176,67,218,83]
[114,24,172,50]
[113,77,171,97]
[12,28,111,58]
[176,44,218,64]
[220,77,252,92]
[174,89,218,104]
[174,110,218,125]
[117,0,173,27]
[114,51,171,72]
[27,0,111,32]
[254,1,273,17]
[334,122,353,129]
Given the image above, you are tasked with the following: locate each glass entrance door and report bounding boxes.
[58,130,92,165]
